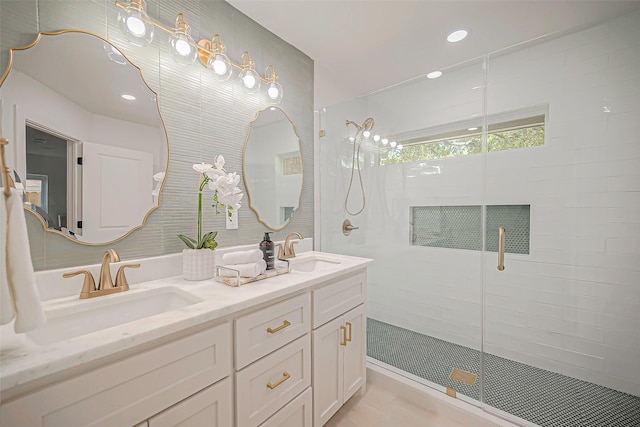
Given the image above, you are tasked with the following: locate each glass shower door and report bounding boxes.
[319,58,488,407]
[481,11,640,426]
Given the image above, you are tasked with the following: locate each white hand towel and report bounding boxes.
[0,188,46,333]
[222,248,263,265]
[221,259,267,278]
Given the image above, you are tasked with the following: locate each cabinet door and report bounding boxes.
[343,304,366,402]
[312,316,344,426]
[148,377,232,427]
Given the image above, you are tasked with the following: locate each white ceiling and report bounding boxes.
[226,0,640,109]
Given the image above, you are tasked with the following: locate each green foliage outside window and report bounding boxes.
[381,121,544,165]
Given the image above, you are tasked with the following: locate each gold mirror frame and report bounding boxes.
[0,30,169,245]
[242,106,303,231]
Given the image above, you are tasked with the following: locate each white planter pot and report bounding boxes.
[182,248,215,281]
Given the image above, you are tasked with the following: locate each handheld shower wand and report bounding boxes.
[344,117,374,216]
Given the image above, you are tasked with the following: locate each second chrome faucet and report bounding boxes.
[63,249,140,299]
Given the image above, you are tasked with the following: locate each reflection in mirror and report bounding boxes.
[0,30,168,244]
[243,106,303,230]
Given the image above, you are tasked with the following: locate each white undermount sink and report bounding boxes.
[286,253,342,273]
[27,286,203,346]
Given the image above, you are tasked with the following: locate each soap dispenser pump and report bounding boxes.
[260,232,275,270]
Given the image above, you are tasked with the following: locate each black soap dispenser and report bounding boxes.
[260,232,275,270]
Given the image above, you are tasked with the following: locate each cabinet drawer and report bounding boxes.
[148,377,232,427]
[313,270,366,328]
[260,388,312,427]
[236,335,311,427]
[236,293,310,369]
[0,322,231,427]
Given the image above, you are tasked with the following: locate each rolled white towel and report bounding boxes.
[222,248,263,265]
[221,259,267,278]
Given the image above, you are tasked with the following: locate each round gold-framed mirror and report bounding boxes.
[242,106,303,230]
[0,30,169,245]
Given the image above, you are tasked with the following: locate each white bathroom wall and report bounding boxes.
[482,10,640,396]
[320,10,640,396]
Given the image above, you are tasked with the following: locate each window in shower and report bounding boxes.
[411,204,530,254]
[381,107,546,165]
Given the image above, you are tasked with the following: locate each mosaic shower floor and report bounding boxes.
[367,318,640,427]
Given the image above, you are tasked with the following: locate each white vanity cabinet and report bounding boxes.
[234,293,312,427]
[312,271,367,426]
[0,255,370,427]
[0,322,232,427]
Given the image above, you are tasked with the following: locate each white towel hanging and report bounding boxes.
[0,187,46,333]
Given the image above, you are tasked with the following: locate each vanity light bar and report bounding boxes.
[114,0,284,103]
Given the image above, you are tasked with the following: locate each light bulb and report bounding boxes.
[266,81,283,104]
[174,38,191,55]
[239,52,261,94]
[239,68,261,93]
[397,144,403,150]
[373,134,380,142]
[381,138,389,145]
[127,14,146,36]
[208,53,232,81]
[213,58,227,75]
[363,130,371,138]
[117,2,154,47]
[390,141,397,148]
[243,74,256,88]
[170,34,196,65]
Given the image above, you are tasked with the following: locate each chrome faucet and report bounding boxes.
[63,249,140,299]
[277,232,303,259]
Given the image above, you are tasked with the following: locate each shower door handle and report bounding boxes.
[497,227,506,271]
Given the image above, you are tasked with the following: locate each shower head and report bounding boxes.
[345,117,375,132]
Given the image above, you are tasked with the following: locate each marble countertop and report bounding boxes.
[0,250,372,398]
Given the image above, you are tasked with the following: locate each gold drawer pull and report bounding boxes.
[340,325,347,346]
[267,371,291,389]
[345,321,353,343]
[267,319,291,334]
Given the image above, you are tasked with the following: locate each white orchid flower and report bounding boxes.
[205,167,225,182]
[193,163,212,173]
[214,155,226,171]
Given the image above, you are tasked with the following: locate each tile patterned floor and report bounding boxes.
[367,319,640,427]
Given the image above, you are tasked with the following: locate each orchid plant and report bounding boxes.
[177,155,243,250]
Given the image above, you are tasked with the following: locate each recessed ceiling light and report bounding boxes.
[427,71,442,79]
[121,94,136,100]
[447,29,469,43]
[468,127,479,131]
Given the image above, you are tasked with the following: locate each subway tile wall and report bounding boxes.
[320,10,640,396]
[0,0,314,270]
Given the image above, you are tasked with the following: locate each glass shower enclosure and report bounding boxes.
[318,10,640,427]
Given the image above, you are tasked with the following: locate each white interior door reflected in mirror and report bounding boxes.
[0,30,168,244]
[81,142,154,242]
[243,106,303,230]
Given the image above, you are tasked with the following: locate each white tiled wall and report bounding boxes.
[320,10,640,396]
